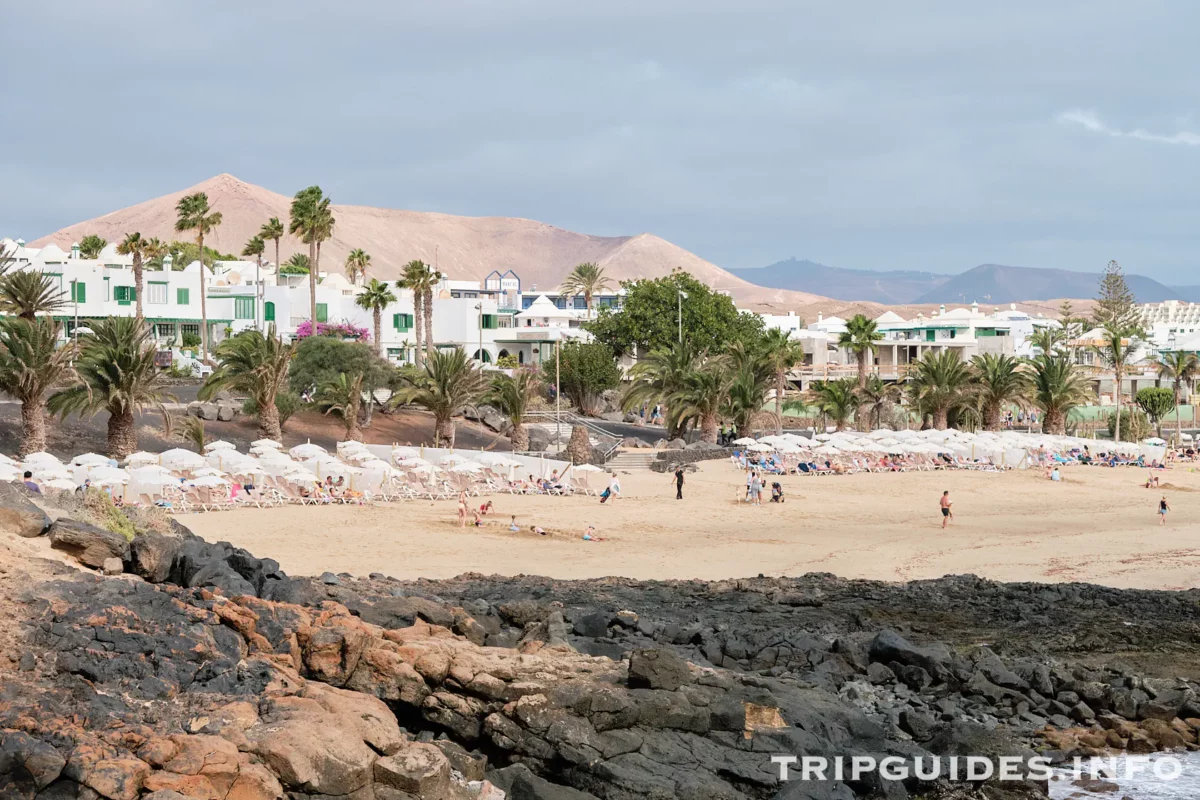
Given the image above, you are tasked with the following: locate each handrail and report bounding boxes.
[524,410,624,462]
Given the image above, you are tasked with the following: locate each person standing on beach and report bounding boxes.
[940,491,953,528]
[673,467,685,500]
[1159,495,1170,525]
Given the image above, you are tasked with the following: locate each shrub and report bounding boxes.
[1107,407,1152,442]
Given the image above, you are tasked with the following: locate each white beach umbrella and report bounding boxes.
[43,478,77,491]
[732,437,758,446]
[189,475,230,487]
[450,462,484,473]
[0,465,20,481]
[203,440,237,452]
[775,442,802,454]
[438,453,474,465]
[289,442,327,459]
[392,446,421,460]
[160,449,207,470]
[251,438,283,449]
[813,444,841,455]
[283,467,318,481]
[396,457,433,467]
[191,466,226,477]
[1143,437,1167,446]
[129,464,175,481]
[338,440,370,454]
[33,466,73,481]
[573,463,605,472]
[747,443,774,452]
[124,451,161,467]
[88,466,129,484]
[477,452,515,466]
[22,452,61,468]
[71,453,111,467]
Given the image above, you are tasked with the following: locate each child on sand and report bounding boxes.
[1159,496,1170,525]
[509,515,519,532]
[582,525,605,541]
[480,500,495,515]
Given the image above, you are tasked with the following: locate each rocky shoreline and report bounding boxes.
[2,485,1199,799]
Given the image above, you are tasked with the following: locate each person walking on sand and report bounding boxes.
[457,490,469,528]
[940,491,953,529]
[1159,495,1170,525]
[673,466,685,500]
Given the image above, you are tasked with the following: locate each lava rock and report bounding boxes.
[47,518,131,568]
[0,482,51,538]
[628,648,691,691]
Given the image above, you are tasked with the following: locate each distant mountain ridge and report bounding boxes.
[734,258,1199,304]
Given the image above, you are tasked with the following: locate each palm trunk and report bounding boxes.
[423,287,434,359]
[273,239,280,280]
[854,352,869,431]
[700,413,718,443]
[308,240,318,326]
[435,416,455,448]
[373,309,383,358]
[1175,385,1183,446]
[198,234,209,362]
[1113,369,1122,443]
[511,423,529,452]
[1044,408,1065,435]
[107,407,137,459]
[258,397,282,442]
[933,407,949,430]
[133,253,144,320]
[775,372,784,435]
[19,400,46,457]
[412,293,425,366]
[984,402,1002,432]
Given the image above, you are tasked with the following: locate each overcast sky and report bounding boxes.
[3,1,1198,280]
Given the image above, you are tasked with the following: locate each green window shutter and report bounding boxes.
[70,281,86,303]
[316,303,328,323]
[235,296,255,320]
[265,301,275,322]
[482,314,497,330]
[393,313,400,329]
[176,288,190,305]
[394,313,412,332]
[114,286,131,305]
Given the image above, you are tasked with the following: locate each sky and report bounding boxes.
[3,1,1199,281]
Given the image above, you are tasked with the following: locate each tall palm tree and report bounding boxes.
[47,316,174,458]
[1029,354,1091,435]
[355,279,397,358]
[759,328,805,434]
[724,360,772,438]
[345,248,371,285]
[399,260,438,365]
[391,347,488,447]
[838,314,883,430]
[316,371,365,441]
[289,186,335,326]
[199,327,295,441]
[856,374,902,430]
[621,342,699,439]
[241,235,266,327]
[485,370,540,451]
[809,378,860,432]
[1090,323,1139,445]
[1152,350,1199,445]
[672,356,732,443]
[559,262,611,319]
[0,272,66,320]
[281,253,311,273]
[970,353,1032,431]
[174,192,223,361]
[0,318,75,455]
[906,349,973,430]
[1029,327,1069,355]
[116,232,152,319]
[258,217,285,275]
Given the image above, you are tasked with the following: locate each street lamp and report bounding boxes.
[677,290,689,344]
[474,303,484,367]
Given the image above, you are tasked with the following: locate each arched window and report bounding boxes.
[264,301,275,322]
[474,349,491,363]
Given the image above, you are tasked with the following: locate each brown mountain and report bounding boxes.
[31,174,831,309]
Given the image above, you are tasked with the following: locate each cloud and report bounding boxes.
[1058,109,1200,146]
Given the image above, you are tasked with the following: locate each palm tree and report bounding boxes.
[1029,354,1091,435]
[392,347,488,447]
[355,279,398,358]
[399,260,438,365]
[317,371,365,441]
[759,328,805,434]
[0,317,75,455]
[970,353,1031,431]
[725,359,772,438]
[485,370,540,451]
[281,253,311,273]
[906,349,973,430]
[180,416,207,452]
[1029,327,1069,355]
[559,262,611,319]
[1090,323,1139,445]
[174,192,223,361]
[672,356,732,442]
[1152,350,1199,445]
[345,248,371,285]
[809,378,860,432]
[47,316,174,458]
[79,235,107,259]
[856,374,902,429]
[621,342,699,439]
[116,232,152,319]
[241,235,266,327]
[258,217,285,276]
[0,271,66,320]
[838,314,883,430]
[289,186,335,326]
[199,327,295,441]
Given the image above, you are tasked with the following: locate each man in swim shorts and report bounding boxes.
[940,491,952,529]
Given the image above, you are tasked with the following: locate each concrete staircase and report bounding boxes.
[605,451,659,470]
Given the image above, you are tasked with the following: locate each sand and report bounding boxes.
[183,460,1200,590]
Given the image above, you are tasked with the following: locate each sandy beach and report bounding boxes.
[185,460,1200,590]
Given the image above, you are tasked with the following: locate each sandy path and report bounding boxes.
[183,460,1200,590]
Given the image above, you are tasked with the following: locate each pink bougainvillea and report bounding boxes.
[295,320,370,341]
